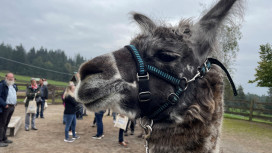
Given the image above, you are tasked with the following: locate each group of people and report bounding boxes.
[0,72,48,147]
[0,72,138,148]
[91,109,136,147]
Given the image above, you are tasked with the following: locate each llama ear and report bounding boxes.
[132,13,156,34]
[191,0,242,57]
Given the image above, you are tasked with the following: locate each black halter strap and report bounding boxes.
[125,45,237,119]
[207,58,238,96]
[125,45,151,117]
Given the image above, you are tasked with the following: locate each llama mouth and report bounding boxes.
[84,94,112,108]
[78,80,126,105]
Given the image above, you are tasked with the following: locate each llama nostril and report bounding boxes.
[79,53,115,81]
[80,69,103,81]
[79,61,103,81]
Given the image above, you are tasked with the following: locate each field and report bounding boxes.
[0,72,67,87]
[2,105,272,153]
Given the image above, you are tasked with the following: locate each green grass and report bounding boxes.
[224,113,272,124]
[0,72,67,87]
[226,108,272,117]
[223,118,272,140]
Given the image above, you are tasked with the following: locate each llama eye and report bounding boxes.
[184,28,190,34]
[155,50,180,62]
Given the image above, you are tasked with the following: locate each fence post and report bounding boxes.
[52,87,55,104]
[249,99,254,121]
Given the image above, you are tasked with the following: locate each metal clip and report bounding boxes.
[188,71,201,83]
[204,59,211,72]
[140,117,153,153]
[137,72,149,81]
[140,117,153,129]
[143,125,152,153]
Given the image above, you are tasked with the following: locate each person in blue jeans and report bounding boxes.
[63,82,80,143]
[36,78,48,118]
[118,114,128,147]
[92,110,105,139]
[118,128,128,147]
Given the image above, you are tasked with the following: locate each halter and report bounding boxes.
[125,45,237,120]
[125,44,237,153]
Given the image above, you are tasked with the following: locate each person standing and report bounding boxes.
[0,73,18,147]
[118,128,128,147]
[82,107,88,116]
[92,110,105,139]
[63,82,80,142]
[25,79,40,131]
[36,78,48,118]
[124,119,135,136]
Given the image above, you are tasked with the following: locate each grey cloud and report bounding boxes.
[0,0,271,95]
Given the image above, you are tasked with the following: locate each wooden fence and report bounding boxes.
[15,82,272,122]
[16,83,65,104]
[224,99,272,122]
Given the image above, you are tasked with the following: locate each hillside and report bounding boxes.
[0,71,68,87]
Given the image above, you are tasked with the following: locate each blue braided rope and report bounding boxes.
[149,87,183,118]
[129,45,146,75]
[175,88,183,96]
[149,102,170,118]
[147,65,180,86]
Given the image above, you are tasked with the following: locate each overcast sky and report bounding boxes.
[0,0,271,95]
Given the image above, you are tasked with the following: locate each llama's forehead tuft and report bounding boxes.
[178,19,194,28]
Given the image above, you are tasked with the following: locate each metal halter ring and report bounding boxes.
[167,93,179,105]
[140,117,153,129]
[179,77,188,90]
[143,125,153,140]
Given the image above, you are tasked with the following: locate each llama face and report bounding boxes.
[75,52,140,118]
[75,19,200,121]
[76,0,241,123]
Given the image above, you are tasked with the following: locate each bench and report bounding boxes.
[6,116,22,136]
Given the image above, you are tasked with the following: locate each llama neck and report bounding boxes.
[148,117,223,153]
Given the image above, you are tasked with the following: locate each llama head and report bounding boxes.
[75,0,242,124]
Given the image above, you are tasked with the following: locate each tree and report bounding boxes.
[218,24,242,100]
[0,43,85,82]
[267,87,272,103]
[249,43,272,87]
[236,85,246,100]
[268,88,272,98]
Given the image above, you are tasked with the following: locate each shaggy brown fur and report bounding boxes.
[75,0,243,152]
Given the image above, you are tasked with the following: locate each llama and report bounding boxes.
[75,0,243,152]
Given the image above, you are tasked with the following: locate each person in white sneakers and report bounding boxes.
[63,82,80,142]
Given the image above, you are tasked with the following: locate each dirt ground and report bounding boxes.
[1,104,271,153]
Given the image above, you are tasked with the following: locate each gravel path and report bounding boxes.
[1,105,271,153]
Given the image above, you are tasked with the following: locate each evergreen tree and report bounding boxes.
[0,43,85,81]
[236,85,246,100]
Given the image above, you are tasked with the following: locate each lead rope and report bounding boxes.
[140,118,153,153]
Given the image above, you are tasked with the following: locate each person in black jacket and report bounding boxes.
[36,78,48,118]
[0,73,18,147]
[63,82,80,143]
[25,79,40,131]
